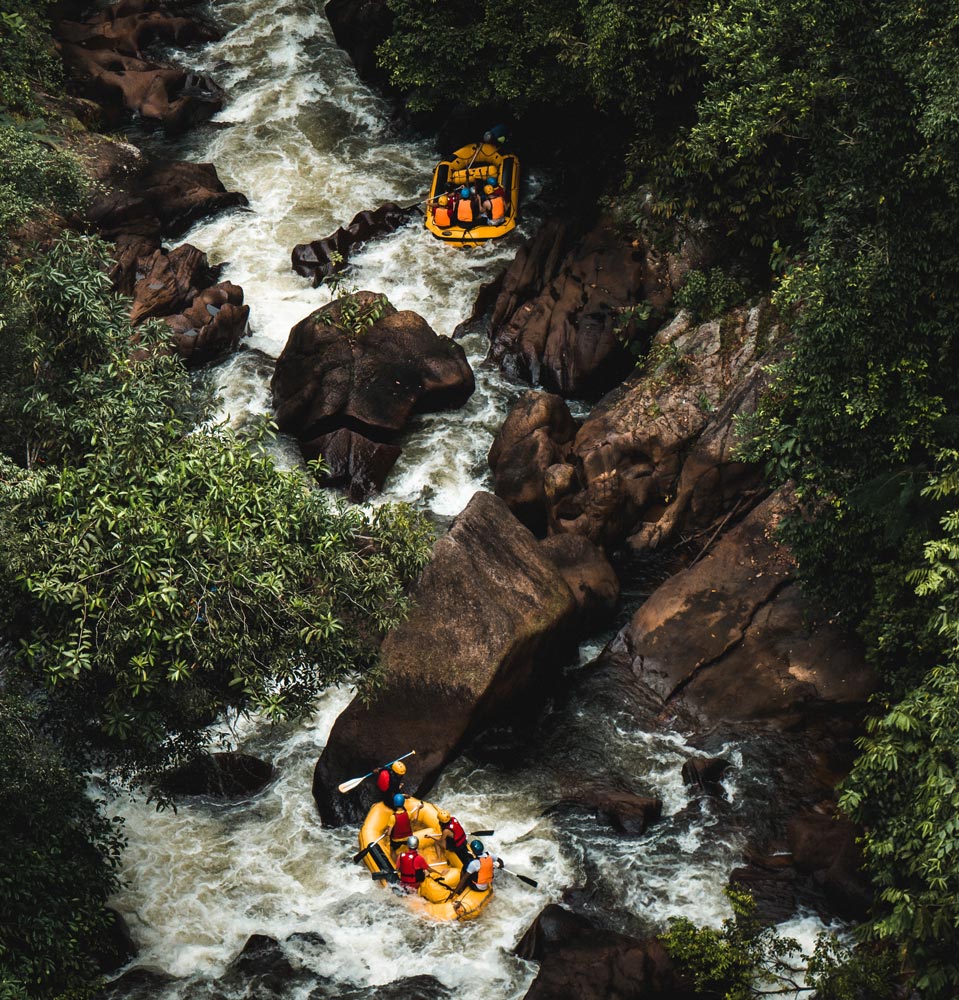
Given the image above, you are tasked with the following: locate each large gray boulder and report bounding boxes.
[312,492,579,825]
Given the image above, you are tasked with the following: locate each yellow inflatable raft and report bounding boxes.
[424,141,520,247]
[358,798,494,921]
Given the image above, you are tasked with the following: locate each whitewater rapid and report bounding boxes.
[102,2,825,997]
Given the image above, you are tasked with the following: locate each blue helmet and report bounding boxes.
[393,793,405,809]
[460,186,470,198]
[487,175,498,186]
[470,839,484,855]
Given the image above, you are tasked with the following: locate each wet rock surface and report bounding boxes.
[542,303,780,550]
[516,905,699,1000]
[488,390,578,532]
[292,202,417,285]
[57,1,225,134]
[550,790,663,836]
[312,492,579,825]
[324,0,393,89]
[538,534,619,628]
[605,488,876,729]
[272,293,474,498]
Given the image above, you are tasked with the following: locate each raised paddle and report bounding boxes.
[470,830,494,838]
[351,831,387,865]
[501,867,538,889]
[337,750,415,794]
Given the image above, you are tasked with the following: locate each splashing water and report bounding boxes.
[99,1,806,996]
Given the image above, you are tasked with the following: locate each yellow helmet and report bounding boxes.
[436,808,451,824]
[392,760,407,776]
[484,184,494,194]
[438,195,448,206]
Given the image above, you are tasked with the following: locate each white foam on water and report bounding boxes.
[102,1,780,994]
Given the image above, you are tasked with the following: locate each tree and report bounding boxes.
[0,695,124,998]
[0,235,434,783]
[663,888,894,999]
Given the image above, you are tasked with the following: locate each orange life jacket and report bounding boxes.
[434,203,451,227]
[391,809,412,840]
[456,197,474,223]
[475,854,495,888]
[488,194,505,219]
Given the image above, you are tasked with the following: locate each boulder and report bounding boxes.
[552,790,663,836]
[273,294,474,439]
[162,281,250,366]
[488,391,578,532]
[487,219,645,398]
[161,752,276,798]
[96,966,175,1000]
[128,243,220,324]
[312,492,579,825]
[324,0,393,89]
[301,428,402,501]
[292,202,417,286]
[57,0,224,134]
[320,977,452,1000]
[543,302,780,550]
[604,488,876,729]
[538,534,619,626]
[729,854,800,925]
[92,907,137,975]
[786,809,871,919]
[272,294,474,499]
[516,905,698,1000]
[681,756,732,797]
[217,934,316,998]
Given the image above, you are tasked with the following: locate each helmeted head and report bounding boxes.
[436,808,451,824]
[407,835,419,850]
[460,186,470,198]
[484,184,494,194]
[393,793,406,809]
[438,195,448,206]
[391,760,406,776]
[488,175,498,186]
[470,839,484,855]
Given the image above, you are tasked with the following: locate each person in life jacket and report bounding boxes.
[455,185,475,228]
[481,182,506,226]
[376,759,406,805]
[432,194,452,228]
[429,808,472,866]
[455,839,503,894]
[390,793,413,848]
[397,835,429,892]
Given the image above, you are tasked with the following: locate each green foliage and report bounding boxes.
[0,1,61,114]
[0,235,434,782]
[674,268,747,323]
[663,888,894,999]
[0,124,88,235]
[0,695,123,998]
[838,453,959,996]
[0,232,181,465]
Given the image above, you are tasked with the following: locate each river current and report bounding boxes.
[105,2,832,996]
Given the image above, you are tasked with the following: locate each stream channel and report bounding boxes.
[104,1,832,996]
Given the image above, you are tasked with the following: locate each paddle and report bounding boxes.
[372,870,398,883]
[337,750,415,794]
[471,830,494,838]
[501,867,538,889]
[351,831,387,865]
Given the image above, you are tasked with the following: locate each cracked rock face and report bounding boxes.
[604,488,875,729]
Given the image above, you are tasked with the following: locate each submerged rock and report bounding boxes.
[312,492,579,825]
[550,790,663,836]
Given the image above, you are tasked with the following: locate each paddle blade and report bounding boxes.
[337,775,366,794]
[516,873,539,888]
[351,844,372,864]
[470,830,494,837]
[372,871,397,882]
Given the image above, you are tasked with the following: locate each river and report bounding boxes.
[104,2,831,996]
